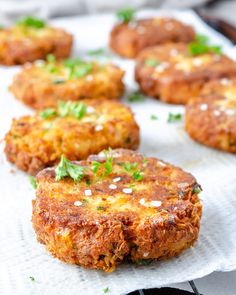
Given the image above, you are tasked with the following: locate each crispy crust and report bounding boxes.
[185,78,236,153]
[10,62,125,110]
[4,101,139,175]
[109,18,195,58]
[0,26,73,65]
[135,43,236,104]
[32,149,202,272]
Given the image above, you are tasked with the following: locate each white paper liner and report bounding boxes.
[0,9,236,295]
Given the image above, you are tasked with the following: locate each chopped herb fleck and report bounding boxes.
[52,78,65,84]
[40,108,57,119]
[91,149,113,176]
[63,58,93,79]
[58,101,87,120]
[145,58,160,67]
[150,114,158,120]
[29,276,35,282]
[88,48,105,56]
[167,112,182,123]
[124,162,138,172]
[55,155,85,181]
[103,287,109,293]
[29,176,37,189]
[192,185,202,194]
[128,91,145,102]
[188,34,222,56]
[132,170,144,181]
[116,8,136,23]
[17,16,45,29]
[136,259,153,266]
[142,157,148,167]
[91,161,101,174]
[97,206,106,211]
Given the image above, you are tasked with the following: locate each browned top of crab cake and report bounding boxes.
[185,88,236,152]
[4,101,139,175]
[10,58,124,109]
[0,17,72,65]
[32,149,202,271]
[110,17,195,58]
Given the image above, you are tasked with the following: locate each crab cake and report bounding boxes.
[4,101,139,175]
[10,57,125,110]
[109,17,195,58]
[135,42,236,104]
[32,148,202,272]
[185,79,236,153]
[0,16,72,65]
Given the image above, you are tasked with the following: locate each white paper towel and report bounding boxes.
[0,10,236,295]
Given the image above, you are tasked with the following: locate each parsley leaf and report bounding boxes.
[29,276,35,282]
[55,155,85,181]
[63,58,93,79]
[91,149,113,176]
[116,8,136,23]
[17,16,45,29]
[40,108,57,119]
[97,206,106,211]
[128,91,145,102]
[124,162,143,181]
[192,184,202,194]
[103,287,109,293]
[29,176,37,189]
[167,112,182,123]
[150,114,158,120]
[145,58,160,67]
[46,54,58,73]
[88,48,105,56]
[124,162,138,172]
[132,170,144,181]
[58,101,87,119]
[136,259,153,266]
[188,34,222,56]
[91,161,101,174]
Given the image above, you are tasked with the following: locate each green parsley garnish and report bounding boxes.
[88,48,105,56]
[116,8,136,23]
[29,176,37,189]
[167,112,182,123]
[40,108,57,119]
[124,162,143,181]
[97,206,106,211]
[55,155,85,181]
[91,149,113,176]
[52,78,65,84]
[128,91,145,102]
[150,114,158,120]
[46,54,58,73]
[124,162,138,172]
[29,276,35,282]
[188,34,222,56]
[136,259,153,266]
[192,185,202,194]
[145,59,160,67]
[17,16,45,29]
[63,58,93,79]
[58,101,87,119]
[103,287,109,293]
[132,170,144,181]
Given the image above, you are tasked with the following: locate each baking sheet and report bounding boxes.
[1,9,236,295]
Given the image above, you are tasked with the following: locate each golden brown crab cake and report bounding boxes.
[0,16,72,65]
[109,17,195,58]
[10,57,125,110]
[185,83,236,153]
[4,100,139,175]
[32,148,202,272]
[135,43,236,104]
